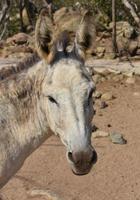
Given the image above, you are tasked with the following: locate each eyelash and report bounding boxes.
[48,96,58,105]
[88,90,94,99]
[88,87,95,100]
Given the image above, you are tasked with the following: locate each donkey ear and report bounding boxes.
[35,8,55,63]
[74,10,96,61]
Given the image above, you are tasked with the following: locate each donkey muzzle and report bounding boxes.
[67,148,97,175]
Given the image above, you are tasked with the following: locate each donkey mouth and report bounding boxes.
[72,168,91,176]
[71,162,95,176]
[67,150,97,175]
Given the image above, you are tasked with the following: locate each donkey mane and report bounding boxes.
[0,52,41,82]
[0,55,45,104]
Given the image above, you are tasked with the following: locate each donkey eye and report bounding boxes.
[48,96,58,104]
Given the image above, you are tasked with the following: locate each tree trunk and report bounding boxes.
[0,0,10,24]
[122,0,140,28]
[19,0,26,32]
[112,0,118,58]
[0,0,11,40]
[24,0,33,26]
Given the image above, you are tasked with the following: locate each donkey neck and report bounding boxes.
[0,60,53,187]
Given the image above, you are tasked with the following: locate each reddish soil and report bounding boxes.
[1,78,140,200]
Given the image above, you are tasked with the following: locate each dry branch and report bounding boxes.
[0,0,10,24]
[122,0,140,27]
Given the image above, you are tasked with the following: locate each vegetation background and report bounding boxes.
[0,0,140,38]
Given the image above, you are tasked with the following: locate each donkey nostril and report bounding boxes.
[68,152,74,162]
[91,150,97,164]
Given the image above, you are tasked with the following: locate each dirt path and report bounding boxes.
[1,78,140,200]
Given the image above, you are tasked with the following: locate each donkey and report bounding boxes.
[0,8,97,188]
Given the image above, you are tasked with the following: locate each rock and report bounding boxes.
[28,189,63,200]
[108,68,121,75]
[101,92,114,101]
[134,68,140,75]
[92,130,109,138]
[112,74,124,82]
[93,91,102,99]
[109,21,135,39]
[124,71,134,77]
[96,47,105,58]
[126,77,136,84]
[100,77,106,82]
[100,101,108,109]
[110,132,127,144]
[6,33,30,45]
[94,68,110,76]
[128,40,138,56]
[8,46,33,53]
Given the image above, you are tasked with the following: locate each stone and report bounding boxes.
[101,92,114,101]
[6,33,30,45]
[112,74,124,82]
[96,47,105,58]
[28,189,63,200]
[126,77,136,84]
[110,132,127,144]
[124,71,135,77]
[109,21,135,39]
[134,68,140,75]
[94,68,110,76]
[101,77,106,82]
[128,41,138,56]
[93,91,102,99]
[8,46,33,53]
[92,130,109,138]
[100,101,108,109]
[108,69,121,75]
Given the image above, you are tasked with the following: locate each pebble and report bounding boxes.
[126,77,136,84]
[109,132,127,144]
[93,91,102,99]
[92,130,127,145]
[28,189,63,200]
[101,92,114,101]
[92,130,109,138]
[124,71,134,77]
[100,101,108,109]
[112,74,124,82]
[101,77,106,82]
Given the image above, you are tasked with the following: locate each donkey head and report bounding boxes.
[35,8,97,175]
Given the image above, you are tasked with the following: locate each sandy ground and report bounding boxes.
[1,78,140,200]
